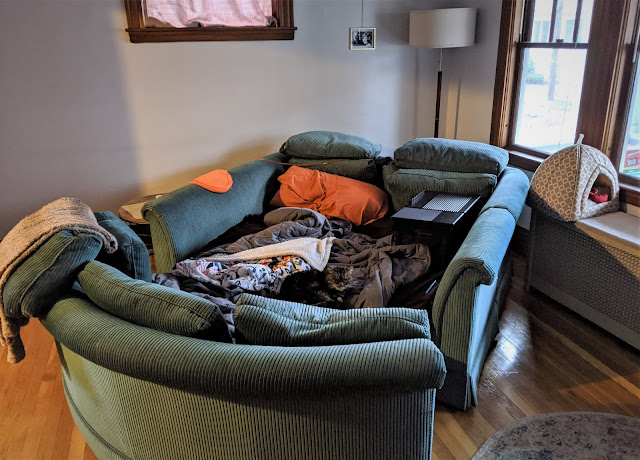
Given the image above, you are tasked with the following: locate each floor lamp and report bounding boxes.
[410,8,476,138]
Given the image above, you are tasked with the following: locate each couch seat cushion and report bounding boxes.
[234,293,430,346]
[280,131,381,159]
[78,261,232,342]
[394,138,508,175]
[3,230,103,318]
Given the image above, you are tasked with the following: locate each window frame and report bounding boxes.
[123,0,296,43]
[491,0,640,205]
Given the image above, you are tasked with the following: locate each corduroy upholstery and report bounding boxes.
[234,293,431,345]
[94,212,152,282]
[7,142,527,459]
[280,130,381,159]
[40,293,446,460]
[2,231,103,318]
[393,138,509,175]
[43,296,445,397]
[142,153,286,273]
[143,151,529,411]
[78,261,232,342]
[479,166,530,221]
[59,340,440,460]
[288,157,378,183]
[382,163,498,212]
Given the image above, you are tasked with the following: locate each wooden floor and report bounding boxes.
[0,255,638,460]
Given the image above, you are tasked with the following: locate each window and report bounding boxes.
[512,0,592,154]
[492,0,640,196]
[124,0,296,43]
[620,55,640,179]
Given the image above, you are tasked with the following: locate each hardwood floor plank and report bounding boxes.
[431,432,453,460]
[433,414,476,460]
[449,408,496,451]
[437,411,479,458]
[20,343,60,459]
[68,425,89,460]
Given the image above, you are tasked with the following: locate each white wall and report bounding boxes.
[0,0,504,237]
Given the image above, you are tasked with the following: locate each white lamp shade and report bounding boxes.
[410,8,477,49]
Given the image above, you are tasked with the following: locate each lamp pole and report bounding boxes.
[434,48,443,138]
[409,8,476,139]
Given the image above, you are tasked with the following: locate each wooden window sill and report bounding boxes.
[126,26,296,43]
[508,149,640,207]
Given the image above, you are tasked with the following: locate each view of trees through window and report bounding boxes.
[513,0,592,154]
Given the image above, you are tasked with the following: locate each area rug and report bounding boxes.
[472,412,640,459]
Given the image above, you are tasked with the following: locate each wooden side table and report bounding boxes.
[118,194,163,252]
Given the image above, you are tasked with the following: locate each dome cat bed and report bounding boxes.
[527,142,619,222]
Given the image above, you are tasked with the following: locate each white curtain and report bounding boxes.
[146,0,273,27]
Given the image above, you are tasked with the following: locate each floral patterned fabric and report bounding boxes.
[173,255,310,294]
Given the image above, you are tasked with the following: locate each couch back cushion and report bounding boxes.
[94,212,152,282]
[77,261,232,342]
[234,293,431,345]
[3,231,103,318]
[280,131,381,159]
[383,164,497,212]
[394,138,508,175]
[277,166,388,225]
[288,158,378,183]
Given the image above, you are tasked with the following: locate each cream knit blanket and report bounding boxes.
[206,237,335,271]
[0,197,118,363]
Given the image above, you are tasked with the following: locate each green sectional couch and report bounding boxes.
[143,146,529,410]
[3,136,528,460]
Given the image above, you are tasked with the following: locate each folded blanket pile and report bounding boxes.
[0,198,117,363]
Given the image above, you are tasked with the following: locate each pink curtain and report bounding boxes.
[146,0,273,27]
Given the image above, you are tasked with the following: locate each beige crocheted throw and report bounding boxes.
[0,197,117,364]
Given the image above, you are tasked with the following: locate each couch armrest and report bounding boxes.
[432,208,516,341]
[42,295,446,397]
[479,166,529,221]
[142,153,287,273]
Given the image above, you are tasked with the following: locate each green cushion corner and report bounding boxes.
[77,261,232,343]
[94,211,152,282]
[3,231,103,318]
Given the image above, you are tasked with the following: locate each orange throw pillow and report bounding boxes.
[277,166,388,225]
[191,169,233,193]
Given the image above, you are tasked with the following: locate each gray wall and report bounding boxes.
[0,0,502,237]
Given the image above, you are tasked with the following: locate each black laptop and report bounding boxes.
[392,191,482,228]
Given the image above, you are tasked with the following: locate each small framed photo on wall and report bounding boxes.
[350,27,376,50]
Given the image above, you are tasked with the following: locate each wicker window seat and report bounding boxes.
[528,211,640,350]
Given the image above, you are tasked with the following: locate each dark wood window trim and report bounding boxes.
[492,0,640,206]
[124,0,296,43]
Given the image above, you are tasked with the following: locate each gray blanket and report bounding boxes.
[153,207,431,333]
